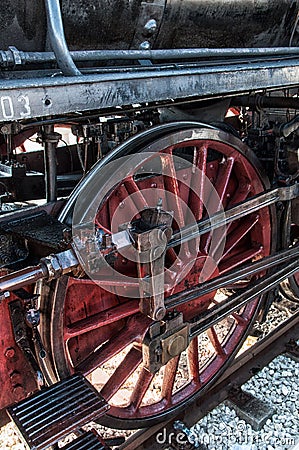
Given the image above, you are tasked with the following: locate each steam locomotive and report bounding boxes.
[0,0,298,446]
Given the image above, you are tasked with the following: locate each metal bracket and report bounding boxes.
[131,205,173,321]
[130,0,166,50]
[143,312,189,373]
[8,300,44,387]
[8,46,22,66]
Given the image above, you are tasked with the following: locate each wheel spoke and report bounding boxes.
[207,327,226,358]
[212,297,249,326]
[203,157,234,253]
[108,182,139,229]
[212,156,235,210]
[228,176,251,206]
[124,177,148,212]
[231,313,249,325]
[219,246,263,274]
[65,300,139,340]
[129,367,154,411]
[188,145,208,254]
[76,316,150,374]
[189,145,208,221]
[160,153,185,228]
[100,346,142,401]
[221,214,259,260]
[187,337,201,384]
[161,356,180,404]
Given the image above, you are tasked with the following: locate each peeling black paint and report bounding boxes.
[0,0,298,52]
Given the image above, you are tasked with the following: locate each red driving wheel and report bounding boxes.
[40,125,274,428]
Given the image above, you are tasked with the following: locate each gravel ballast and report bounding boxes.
[187,353,299,450]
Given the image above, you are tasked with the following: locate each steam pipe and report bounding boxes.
[43,125,59,203]
[44,0,81,76]
[2,47,299,68]
[231,94,299,110]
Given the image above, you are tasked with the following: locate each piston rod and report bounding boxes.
[0,250,79,295]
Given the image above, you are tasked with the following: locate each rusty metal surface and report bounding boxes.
[0,233,28,268]
[0,210,67,253]
[0,291,38,416]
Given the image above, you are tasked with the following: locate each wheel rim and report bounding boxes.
[40,125,273,428]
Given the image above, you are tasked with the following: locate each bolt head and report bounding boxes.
[5,348,15,358]
[144,19,157,34]
[154,306,166,321]
[140,41,151,50]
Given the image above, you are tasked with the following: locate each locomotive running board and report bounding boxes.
[6,374,109,450]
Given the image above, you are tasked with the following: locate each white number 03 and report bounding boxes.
[0,95,31,119]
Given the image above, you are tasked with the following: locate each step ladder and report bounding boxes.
[7,374,110,450]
